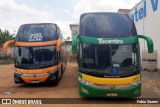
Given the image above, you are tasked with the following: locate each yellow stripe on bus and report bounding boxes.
[82,73,140,85]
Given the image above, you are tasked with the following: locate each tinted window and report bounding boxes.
[79,13,137,38]
[16,23,58,42]
[80,43,140,76]
[14,45,57,69]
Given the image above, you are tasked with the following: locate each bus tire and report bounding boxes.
[52,71,59,85]
[14,73,24,84]
[61,64,64,73]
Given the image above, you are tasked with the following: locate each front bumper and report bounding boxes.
[14,70,58,84]
[79,81,141,97]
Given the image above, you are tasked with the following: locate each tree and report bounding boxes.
[0,29,14,43]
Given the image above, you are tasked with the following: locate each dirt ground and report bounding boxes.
[0,61,160,106]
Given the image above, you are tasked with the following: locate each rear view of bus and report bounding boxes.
[72,13,153,97]
[3,23,67,85]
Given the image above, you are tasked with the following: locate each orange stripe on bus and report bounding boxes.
[14,65,59,74]
[15,40,57,47]
[21,75,49,83]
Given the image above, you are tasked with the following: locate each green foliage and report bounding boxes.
[0,29,15,43]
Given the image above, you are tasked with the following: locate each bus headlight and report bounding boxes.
[130,80,141,86]
[15,72,22,75]
[134,89,141,94]
[78,77,94,86]
[81,87,89,94]
[49,70,57,74]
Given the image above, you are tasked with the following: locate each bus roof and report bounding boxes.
[20,23,57,27]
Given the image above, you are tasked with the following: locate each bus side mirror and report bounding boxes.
[57,39,61,51]
[138,35,154,53]
[72,35,78,53]
[3,40,15,54]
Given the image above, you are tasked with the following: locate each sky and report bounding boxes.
[0,0,142,39]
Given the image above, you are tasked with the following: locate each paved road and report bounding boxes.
[0,61,160,106]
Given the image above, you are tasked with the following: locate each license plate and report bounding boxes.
[31,81,39,83]
[106,93,118,96]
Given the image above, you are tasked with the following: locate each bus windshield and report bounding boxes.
[14,45,57,69]
[79,43,140,77]
[79,13,137,38]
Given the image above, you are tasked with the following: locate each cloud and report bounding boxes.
[55,21,72,38]
[0,0,142,39]
[0,0,70,38]
[0,0,54,31]
[72,0,142,21]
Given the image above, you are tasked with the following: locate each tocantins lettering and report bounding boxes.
[97,38,124,44]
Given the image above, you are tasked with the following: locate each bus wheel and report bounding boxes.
[14,73,25,84]
[61,64,64,73]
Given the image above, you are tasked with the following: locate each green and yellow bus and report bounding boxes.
[72,13,153,97]
[3,23,67,85]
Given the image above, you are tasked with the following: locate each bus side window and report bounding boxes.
[56,26,61,62]
[57,26,63,41]
[57,26,60,39]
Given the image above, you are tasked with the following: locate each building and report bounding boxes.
[129,0,159,69]
[69,24,79,39]
[118,9,131,13]
[68,24,79,60]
